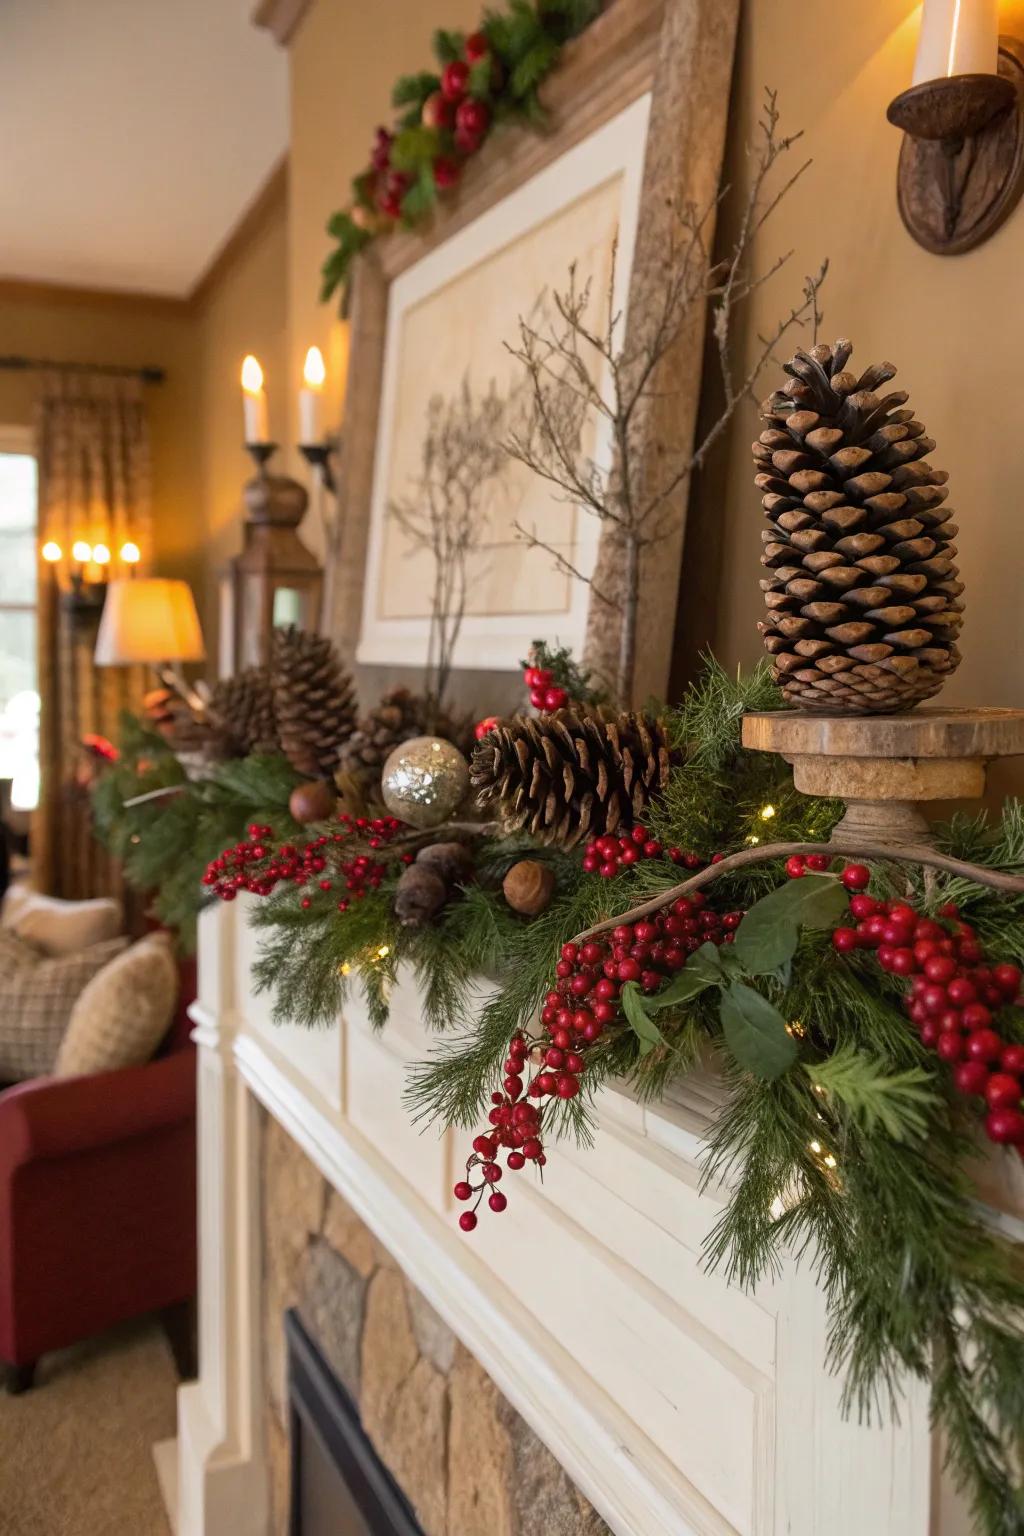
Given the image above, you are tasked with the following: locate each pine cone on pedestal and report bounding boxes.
[754,339,963,714]
[209,667,278,755]
[470,708,671,848]
[271,625,357,778]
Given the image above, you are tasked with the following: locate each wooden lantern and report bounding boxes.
[227,467,323,671]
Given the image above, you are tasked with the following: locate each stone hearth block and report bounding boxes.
[322,1186,378,1278]
[406,1286,457,1377]
[386,1356,448,1536]
[506,1405,611,1535]
[448,1344,515,1536]
[360,1269,420,1439]
[298,1237,367,1404]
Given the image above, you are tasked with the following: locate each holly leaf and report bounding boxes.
[392,70,440,108]
[400,163,437,224]
[731,874,849,976]
[644,942,724,1012]
[510,34,559,98]
[720,982,798,1080]
[433,27,465,64]
[621,981,667,1057]
[390,125,441,172]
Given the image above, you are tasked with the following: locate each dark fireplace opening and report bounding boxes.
[285,1309,426,1536]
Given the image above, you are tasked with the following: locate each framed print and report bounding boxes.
[357,95,650,671]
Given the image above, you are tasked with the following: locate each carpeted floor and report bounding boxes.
[0,1318,178,1536]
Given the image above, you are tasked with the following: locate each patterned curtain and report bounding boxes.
[33,373,153,899]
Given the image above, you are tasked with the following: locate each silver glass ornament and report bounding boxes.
[380,736,470,829]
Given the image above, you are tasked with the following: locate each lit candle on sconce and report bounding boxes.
[241,354,269,444]
[299,346,326,444]
[120,540,141,573]
[41,541,62,566]
[92,543,111,569]
[71,540,92,579]
[912,0,1000,85]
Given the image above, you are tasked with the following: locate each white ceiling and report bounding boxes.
[0,0,289,297]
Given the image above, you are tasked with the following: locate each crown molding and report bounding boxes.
[252,0,314,47]
[187,156,288,312]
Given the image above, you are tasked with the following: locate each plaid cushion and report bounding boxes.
[56,933,178,1078]
[0,937,129,1082]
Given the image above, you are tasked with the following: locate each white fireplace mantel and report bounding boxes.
[174,897,977,1536]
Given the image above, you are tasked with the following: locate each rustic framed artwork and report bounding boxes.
[330,0,740,701]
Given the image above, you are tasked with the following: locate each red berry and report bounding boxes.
[832,927,859,954]
[924,955,956,984]
[994,963,1023,995]
[535,1072,556,1095]
[785,855,807,879]
[507,1152,526,1170]
[565,1052,585,1073]
[966,1029,1003,1062]
[946,977,978,1007]
[841,863,871,892]
[441,60,470,101]
[530,688,548,709]
[938,1009,963,1033]
[459,1211,478,1232]
[556,1073,580,1099]
[849,895,877,920]
[936,1032,964,1062]
[481,1162,502,1183]
[889,948,916,976]
[488,1191,508,1212]
[985,1107,1024,1145]
[954,1061,990,1096]
[543,686,568,711]
[922,985,948,1015]
[465,30,489,60]
[421,90,453,130]
[805,853,831,872]
[617,958,642,982]
[985,1073,1022,1110]
[522,1137,543,1160]
[961,1002,992,1032]
[455,96,489,139]
[454,1181,473,1201]
[1001,1044,1024,1074]
[920,1020,940,1047]
[544,1047,564,1069]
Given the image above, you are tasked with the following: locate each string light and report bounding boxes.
[760,803,777,821]
[92,543,111,565]
[71,540,92,562]
[120,541,141,564]
[338,962,352,976]
[376,944,391,960]
[41,541,62,562]
[746,834,760,845]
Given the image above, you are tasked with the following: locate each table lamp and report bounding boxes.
[94,578,206,710]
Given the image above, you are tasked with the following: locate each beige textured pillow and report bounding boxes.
[5,891,123,957]
[0,937,130,1081]
[55,933,179,1079]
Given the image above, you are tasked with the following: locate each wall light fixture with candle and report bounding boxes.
[888,0,1024,252]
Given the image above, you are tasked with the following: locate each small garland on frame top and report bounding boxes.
[320,0,603,303]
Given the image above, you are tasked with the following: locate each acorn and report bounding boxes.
[502,858,555,916]
[416,841,475,887]
[289,779,338,825]
[394,866,448,928]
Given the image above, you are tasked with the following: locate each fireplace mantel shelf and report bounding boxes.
[172,898,1001,1536]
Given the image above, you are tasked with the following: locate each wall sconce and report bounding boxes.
[888,1,1024,253]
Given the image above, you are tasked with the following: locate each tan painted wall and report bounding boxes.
[192,179,290,647]
[680,0,1024,731]
[0,289,202,591]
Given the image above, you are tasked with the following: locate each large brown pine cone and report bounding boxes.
[470,708,671,848]
[209,667,277,756]
[143,687,234,764]
[754,339,963,714]
[271,625,357,778]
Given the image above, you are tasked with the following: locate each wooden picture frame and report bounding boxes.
[329,0,740,702]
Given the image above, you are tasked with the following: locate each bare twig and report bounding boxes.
[503,89,828,710]
[570,841,1024,945]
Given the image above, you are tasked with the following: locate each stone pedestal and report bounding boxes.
[742,708,1024,849]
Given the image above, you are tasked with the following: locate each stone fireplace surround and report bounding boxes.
[171,896,981,1536]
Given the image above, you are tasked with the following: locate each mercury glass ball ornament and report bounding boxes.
[381,736,470,829]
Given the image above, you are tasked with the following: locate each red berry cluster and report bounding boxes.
[365,33,493,219]
[826,867,1024,1147]
[202,815,406,912]
[523,662,568,713]
[455,893,742,1230]
[581,822,706,878]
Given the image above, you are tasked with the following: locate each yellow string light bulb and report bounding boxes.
[71,540,92,562]
[376,944,391,960]
[338,962,352,976]
[120,541,141,564]
[41,541,62,562]
[760,803,777,820]
[92,543,111,565]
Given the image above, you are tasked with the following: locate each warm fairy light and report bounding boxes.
[786,1019,806,1038]
[303,346,326,389]
[760,804,776,821]
[376,944,391,960]
[120,541,141,564]
[809,1139,823,1154]
[746,834,760,845]
[72,540,92,562]
[41,541,62,562]
[824,1153,838,1169]
[241,354,264,394]
[338,962,352,976]
[92,543,111,565]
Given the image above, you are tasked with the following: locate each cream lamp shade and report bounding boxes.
[94,578,205,666]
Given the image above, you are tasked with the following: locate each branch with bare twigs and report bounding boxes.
[389,377,508,717]
[504,89,828,709]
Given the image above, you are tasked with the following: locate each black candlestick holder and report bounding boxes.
[244,441,279,475]
[299,435,339,496]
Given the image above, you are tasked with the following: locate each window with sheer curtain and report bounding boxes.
[0,435,39,812]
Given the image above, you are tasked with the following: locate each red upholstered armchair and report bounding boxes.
[0,958,197,1391]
